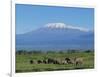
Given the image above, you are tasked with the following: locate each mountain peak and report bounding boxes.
[44,23,90,32]
[44,23,66,29]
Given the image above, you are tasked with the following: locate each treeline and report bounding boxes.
[16,50,94,55]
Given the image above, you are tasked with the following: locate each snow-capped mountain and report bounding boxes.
[16,23,94,50]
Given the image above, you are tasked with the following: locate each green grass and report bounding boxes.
[16,51,94,73]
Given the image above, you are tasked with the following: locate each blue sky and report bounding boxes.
[16,4,94,34]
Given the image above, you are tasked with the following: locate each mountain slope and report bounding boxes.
[16,23,94,50]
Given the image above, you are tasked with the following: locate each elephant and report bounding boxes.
[74,57,83,65]
[65,57,73,64]
[47,58,60,64]
[61,60,67,64]
[43,59,48,64]
[47,58,54,64]
[37,60,43,64]
[29,60,33,64]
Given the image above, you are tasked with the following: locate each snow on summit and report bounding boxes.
[44,23,90,32]
[45,23,66,29]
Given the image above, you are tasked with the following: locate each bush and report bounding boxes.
[84,50,92,53]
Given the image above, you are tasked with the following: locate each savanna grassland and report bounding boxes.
[16,50,94,73]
